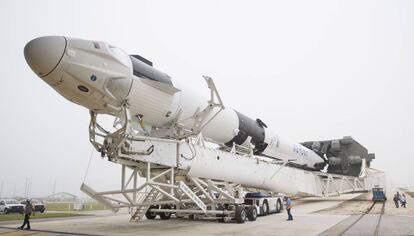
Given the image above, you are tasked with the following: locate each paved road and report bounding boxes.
[0,191,413,236]
[0,194,356,236]
[319,188,414,236]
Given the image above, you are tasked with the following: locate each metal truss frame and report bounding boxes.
[81,161,241,222]
[317,173,366,197]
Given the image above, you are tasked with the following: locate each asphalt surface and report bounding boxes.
[319,188,414,236]
[0,190,412,236]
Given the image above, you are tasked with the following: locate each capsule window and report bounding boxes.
[77,85,89,93]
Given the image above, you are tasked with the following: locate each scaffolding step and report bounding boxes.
[179,181,207,213]
[130,187,159,222]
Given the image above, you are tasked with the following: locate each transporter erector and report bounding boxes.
[24,36,383,222]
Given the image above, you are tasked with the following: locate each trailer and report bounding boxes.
[138,191,283,223]
[244,192,283,216]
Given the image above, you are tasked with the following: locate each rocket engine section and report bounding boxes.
[302,136,375,176]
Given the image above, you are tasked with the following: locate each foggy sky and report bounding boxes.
[0,0,413,198]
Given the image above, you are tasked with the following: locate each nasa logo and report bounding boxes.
[90,75,97,81]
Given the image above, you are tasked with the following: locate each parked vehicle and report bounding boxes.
[244,192,283,216]
[0,199,24,214]
[20,200,46,213]
[372,187,387,201]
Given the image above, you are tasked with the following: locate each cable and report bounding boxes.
[82,147,95,183]
[181,138,197,160]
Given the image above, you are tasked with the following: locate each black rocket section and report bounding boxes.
[225,111,268,154]
[130,56,173,85]
[131,54,153,66]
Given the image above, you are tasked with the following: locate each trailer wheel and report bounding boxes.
[159,205,172,220]
[216,212,225,223]
[235,206,246,223]
[276,199,282,213]
[216,215,225,223]
[145,205,157,220]
[216,205,225,222]
[262,200,269,216]
[247,206,257,221]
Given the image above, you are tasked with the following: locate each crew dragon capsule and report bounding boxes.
[24,36,327,171]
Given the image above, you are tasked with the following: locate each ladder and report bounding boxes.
[130,187,159,222]
[179,181,207,213]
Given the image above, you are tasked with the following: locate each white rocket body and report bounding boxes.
[24,36,326,171]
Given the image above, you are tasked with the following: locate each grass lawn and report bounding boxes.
[0,212,83,221]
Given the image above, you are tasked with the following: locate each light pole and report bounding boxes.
[0,181,3,198]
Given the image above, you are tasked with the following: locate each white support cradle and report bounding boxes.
[81,108,386,221]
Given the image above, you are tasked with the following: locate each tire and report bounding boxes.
[216,205,225,222]
[145,205,157,220]
[216,213,225,222]
[262,200,269,216]
[159,205,172,220]
[4,208,8,214]
[276,199,282,213]
[247,206,257,221]
[235,205,246,224]
[40,209,45,213]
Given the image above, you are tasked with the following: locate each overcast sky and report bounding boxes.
[0,0,413,198]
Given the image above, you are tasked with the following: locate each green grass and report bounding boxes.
[0,212,83,221]
[45,202,106,211]
[44,202,71,211]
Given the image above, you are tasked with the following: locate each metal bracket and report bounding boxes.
[203,75,224,109]
[174,76,225,139]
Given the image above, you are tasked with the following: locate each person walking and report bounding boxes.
[393,193,399,208]
[19,199,34,230]
[284,196,293,221]
[400,194,407,208]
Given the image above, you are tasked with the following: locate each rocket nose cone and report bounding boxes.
[24,36,66,77]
